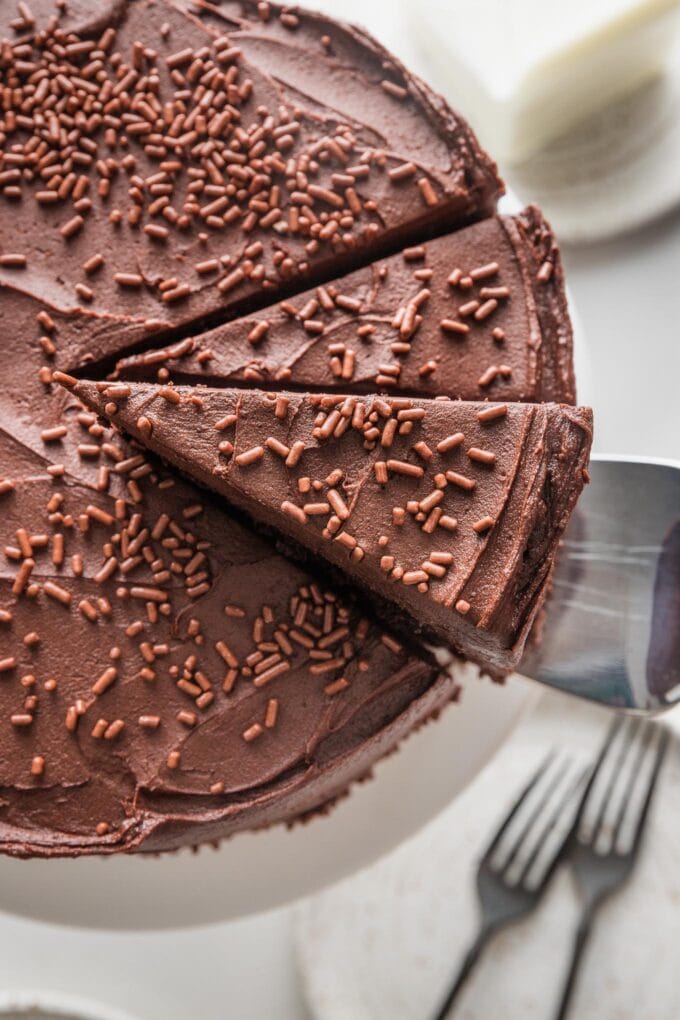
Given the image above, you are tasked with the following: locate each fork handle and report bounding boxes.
[553,909,595,1020]
[431,923,495,1020]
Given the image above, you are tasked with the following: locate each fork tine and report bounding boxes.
[499,758,574,877]
[580,714,623,803]
[628,725,668,859]
[482,750,556,861]
[516,763,591,889]
[589,717,646,850]
[578,715,631,843]
[608,721,655,849]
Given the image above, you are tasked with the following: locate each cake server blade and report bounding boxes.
[519,455,680,713]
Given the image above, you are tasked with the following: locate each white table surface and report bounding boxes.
[294,691,680,1020]
[0,2,677,1016]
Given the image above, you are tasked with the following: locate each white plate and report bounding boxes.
[0,195,589,932]
[505,45,680,244]
[294,692,680,1020]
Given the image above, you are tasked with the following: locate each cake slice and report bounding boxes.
[117,206,575,404]
[61,378,593,675]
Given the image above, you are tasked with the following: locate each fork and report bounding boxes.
[431,752,591,1020]
[552,715,668,1020]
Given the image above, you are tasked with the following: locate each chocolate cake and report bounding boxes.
[62,380,592,675]
[116,206,575,404]
[0,0,588,858]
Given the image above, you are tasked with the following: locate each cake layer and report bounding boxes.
[64,381,593,674]
[117,206,575,403]
[0,0,501,372]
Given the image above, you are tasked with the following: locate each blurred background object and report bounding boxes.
[404,0,680,164]
[0,994,139,1020]
[404,0,680,241]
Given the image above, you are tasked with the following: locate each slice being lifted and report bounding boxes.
[62,378,593,675]
[117,206,575,404]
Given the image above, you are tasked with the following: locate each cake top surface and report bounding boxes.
[0,0,500,372]
[116,207,576,404]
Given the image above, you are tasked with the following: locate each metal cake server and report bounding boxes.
[520,455,680,713]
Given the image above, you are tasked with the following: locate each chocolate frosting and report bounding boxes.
[117,206,576,403]
[65,380,592,674]
[0,0,501,373]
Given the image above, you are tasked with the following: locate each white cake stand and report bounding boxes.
[0,189,588,931]
[0,670,536,929]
